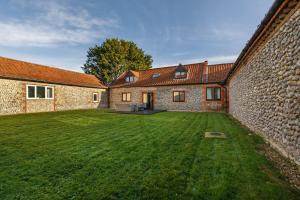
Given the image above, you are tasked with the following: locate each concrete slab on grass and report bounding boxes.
[205,132,226,139]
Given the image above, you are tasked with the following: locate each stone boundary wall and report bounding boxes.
[0,78,108,115]
[228,10,300,164]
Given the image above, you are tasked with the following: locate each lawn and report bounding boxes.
[0,110,299,200]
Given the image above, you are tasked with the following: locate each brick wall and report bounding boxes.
[228,10,300,164]
[0,78,108,115]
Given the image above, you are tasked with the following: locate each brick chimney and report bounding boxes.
[202,60,208,83]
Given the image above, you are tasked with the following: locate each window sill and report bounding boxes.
[206,99,222,101]
[27,98,54,100]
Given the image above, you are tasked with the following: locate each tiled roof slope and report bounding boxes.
[207,63,234,83]
[0,57,106,88]
[111,61,233,88]
[111,62,206,88]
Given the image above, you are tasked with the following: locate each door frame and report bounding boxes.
[142,92,154,110]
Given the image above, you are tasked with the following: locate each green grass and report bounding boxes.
[0,109,299,200]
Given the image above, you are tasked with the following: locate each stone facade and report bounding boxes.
[201,84,227,112]
[54,84,107,111]
[0,78,108,115]
[0,79,25,114]
[228,10,300,164]
[110,84,227,112]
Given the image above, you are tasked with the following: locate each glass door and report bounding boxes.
[142,92,153,110]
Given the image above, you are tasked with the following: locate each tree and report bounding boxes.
[82,38,153,84]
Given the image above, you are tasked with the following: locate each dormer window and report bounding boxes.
[125,76,134,82]
[152,73,160,78]
[175,71,186,78]
[174,63,187,79]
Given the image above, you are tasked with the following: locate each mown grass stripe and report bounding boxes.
[0,110,299,200]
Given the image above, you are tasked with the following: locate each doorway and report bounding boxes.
[142,92,154,110]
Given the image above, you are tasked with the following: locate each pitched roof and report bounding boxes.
[0,57,106,88]
[111,62,206,88]
[207,63,234,83]
[111,61,233,88]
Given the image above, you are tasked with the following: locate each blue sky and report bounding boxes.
[0,0,274,72]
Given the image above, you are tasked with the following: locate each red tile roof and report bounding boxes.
[111,61,233,88]
[0,57,106,88]
[111,62,206,88]
[207,63,234,83]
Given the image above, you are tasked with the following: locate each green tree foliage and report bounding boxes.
[82,38,152,84]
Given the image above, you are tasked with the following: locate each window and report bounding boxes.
[152,73,160,78]
[37,86,46,98]
[26,85,54,99]
[206,87,221,100]
[27,86,36,99]
[175,71,187,79]
[173,91,185,102]
[47,87,53,99]
[122,92,131,102]
[125,76,134,82]
[93,93,99,102]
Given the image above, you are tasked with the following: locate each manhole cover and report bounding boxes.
[205,132,226,138]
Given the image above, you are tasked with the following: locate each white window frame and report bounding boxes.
[27,85,37,99]
[93,93,99,102]
[26,85,54,100]
[175,71,187,78]
[46,86,54,99]
[125,76,134,83]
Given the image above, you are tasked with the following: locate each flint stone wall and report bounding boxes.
[228,10,300,164]
[0,78,108,115]
[110,85,202,111]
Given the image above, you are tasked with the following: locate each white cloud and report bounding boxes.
[0,1,118,47]
[171,52,190,57]
[210,24,247,41]
[204,55,238,64]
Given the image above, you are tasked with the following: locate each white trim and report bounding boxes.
[26,85,37,99]
[26,84,54,100]
[93,92,99,102]
[125,76,134,83]
[36,85,46,99]
[46,86,54,99]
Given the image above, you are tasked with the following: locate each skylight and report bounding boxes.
[152,73,160,78]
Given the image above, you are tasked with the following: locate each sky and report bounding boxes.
[0,0,274,72]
